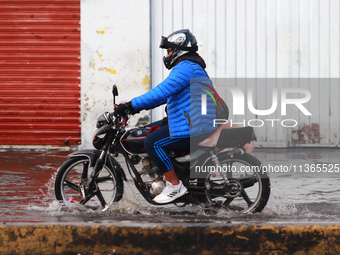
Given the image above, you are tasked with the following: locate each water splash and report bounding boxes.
[264,179,298,215]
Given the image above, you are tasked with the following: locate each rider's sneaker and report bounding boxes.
[153,180,187,204]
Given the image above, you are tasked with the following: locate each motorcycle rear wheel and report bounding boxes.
[202,152,270,213]
[55,157,123,210]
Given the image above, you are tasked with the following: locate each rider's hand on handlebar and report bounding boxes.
[113,101,136,116]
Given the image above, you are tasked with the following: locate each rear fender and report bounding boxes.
[68,149,127,181]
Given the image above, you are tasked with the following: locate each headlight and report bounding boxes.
[96,112,112,128]
[92,125,111,150]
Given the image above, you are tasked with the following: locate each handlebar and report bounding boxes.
[96,111,129,129]
[116,114,129,127]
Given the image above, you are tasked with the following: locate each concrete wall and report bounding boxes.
[81,0,150,149]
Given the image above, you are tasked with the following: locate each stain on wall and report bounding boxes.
[291,123,320,145]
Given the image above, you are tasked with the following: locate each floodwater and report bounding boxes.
[1,148,340,225]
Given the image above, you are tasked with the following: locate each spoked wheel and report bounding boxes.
[203,153,270,213]
[55,157,123,210]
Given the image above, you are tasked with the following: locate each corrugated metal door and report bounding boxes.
[0,0,80,146]
[151,0,340,147]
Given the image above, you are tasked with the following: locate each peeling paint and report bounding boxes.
[98,68,117,74]
[106,68,116,74]
[142,75,150,86]
[89,59,95,69]
[84,104,91,112]
[98,53,105,62]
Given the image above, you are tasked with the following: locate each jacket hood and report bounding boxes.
[180,52,206,69]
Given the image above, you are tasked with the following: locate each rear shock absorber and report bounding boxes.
[211,152,230,184]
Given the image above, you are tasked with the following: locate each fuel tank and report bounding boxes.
[120,127,150,154]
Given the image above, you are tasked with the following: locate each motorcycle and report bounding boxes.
[54,85,270,213]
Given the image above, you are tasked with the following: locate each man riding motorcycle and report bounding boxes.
[114,29,217,204]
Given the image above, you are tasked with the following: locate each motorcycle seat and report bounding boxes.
[198,124,256,152]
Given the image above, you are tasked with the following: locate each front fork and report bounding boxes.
[79,150,106,203]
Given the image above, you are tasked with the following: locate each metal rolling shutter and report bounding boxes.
[0,0,81,146]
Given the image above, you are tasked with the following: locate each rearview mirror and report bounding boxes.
[112,85,118,96]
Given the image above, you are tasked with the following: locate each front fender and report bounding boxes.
[68,149,127,181]
[68,149,100,167]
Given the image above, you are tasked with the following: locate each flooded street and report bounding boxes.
[1,148,340,225]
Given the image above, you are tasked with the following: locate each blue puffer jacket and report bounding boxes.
[131,60,217,138]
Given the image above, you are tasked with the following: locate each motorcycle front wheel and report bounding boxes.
[55,156,123,210]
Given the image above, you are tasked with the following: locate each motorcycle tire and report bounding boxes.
[55,156,123,210]
[201,152,270,213]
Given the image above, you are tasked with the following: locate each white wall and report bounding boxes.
[151,0,340,147]
[81,0,150,148]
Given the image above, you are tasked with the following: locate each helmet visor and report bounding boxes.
[160,35,198,51]
[160,36,171,49]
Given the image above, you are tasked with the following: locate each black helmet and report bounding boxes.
[160,29,198,69]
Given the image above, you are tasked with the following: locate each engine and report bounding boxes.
[139,157,165,196]
[122,127,166,195]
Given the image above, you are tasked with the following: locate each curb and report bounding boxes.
[1,224,340,254]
